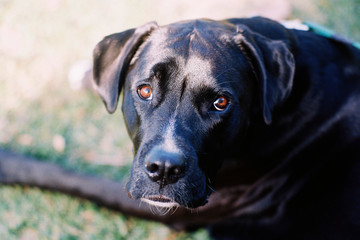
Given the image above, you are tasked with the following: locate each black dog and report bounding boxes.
[92,16,360,239]
[1,17,360,239]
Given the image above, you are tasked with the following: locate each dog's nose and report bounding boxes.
[144,149,185,185]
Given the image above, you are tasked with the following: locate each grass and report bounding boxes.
[0,185,209,240]
[0,0,359,239]
[291,0,360,41]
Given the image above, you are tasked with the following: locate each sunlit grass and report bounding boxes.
[0,185,209,240]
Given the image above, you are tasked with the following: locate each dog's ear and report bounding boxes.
[234,25,295,125]
[93,22,158,113]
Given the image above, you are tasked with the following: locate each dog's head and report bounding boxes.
[92,19,294,208]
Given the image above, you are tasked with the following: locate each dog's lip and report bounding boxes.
[141,195,179,208]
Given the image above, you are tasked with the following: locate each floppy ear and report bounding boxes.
[234,25,295,125]
[93,22,158,113]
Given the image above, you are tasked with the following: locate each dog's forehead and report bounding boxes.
[182,56,215,88]
[133,20,238,88]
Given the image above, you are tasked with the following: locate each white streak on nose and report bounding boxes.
[161,116,180,153]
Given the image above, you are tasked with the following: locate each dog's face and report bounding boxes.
[122,22,255,208]
[92,19,294,208]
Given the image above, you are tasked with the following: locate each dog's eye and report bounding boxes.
[137,85,153,100]
[213,96,229,111]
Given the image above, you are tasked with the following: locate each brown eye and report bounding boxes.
[137,85,153,100]
[213,96,229,111]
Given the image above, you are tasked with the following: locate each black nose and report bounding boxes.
[145,149,185,185]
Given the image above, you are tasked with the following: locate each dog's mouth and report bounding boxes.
[141,195,180,208]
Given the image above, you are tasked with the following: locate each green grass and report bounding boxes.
[291,0,360,41]
[1,0,359,239]
[0,185,209,240]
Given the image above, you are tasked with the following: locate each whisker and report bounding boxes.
[207,184,216,193]
[207,178,216,193]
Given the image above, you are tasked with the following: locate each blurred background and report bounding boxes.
[0,0,359,239]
